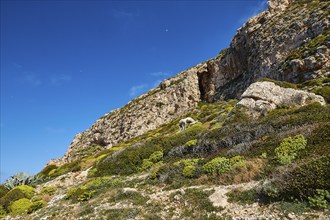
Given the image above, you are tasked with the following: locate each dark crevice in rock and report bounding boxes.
[197,71,208,101]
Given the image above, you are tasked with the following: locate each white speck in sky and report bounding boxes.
[165,29,169,32]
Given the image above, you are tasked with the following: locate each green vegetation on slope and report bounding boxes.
[2,76,330,219]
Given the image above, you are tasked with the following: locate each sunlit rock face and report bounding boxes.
[237,81,325,117]
[197,0,329,101]
[48,67,202,165]
[48,0,330,166]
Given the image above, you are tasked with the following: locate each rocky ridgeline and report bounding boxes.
[49,0,330,166]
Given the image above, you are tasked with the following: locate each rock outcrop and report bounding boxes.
[49,67,202,165]
[237,81,326,117]
[48,0,330,166]
[197,0,329,101]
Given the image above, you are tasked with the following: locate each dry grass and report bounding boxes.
[80,158,96,169]
[232,158,266,184]
[42,194,51,203]
[214,158,266,185]
[195,175,209,185]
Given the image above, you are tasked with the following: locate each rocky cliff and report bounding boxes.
[49,0,330,165]
[51,67,202,164]
[198,0,329,100]
[3,1,329,219]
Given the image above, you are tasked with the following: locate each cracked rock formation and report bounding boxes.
[237,81,326,117]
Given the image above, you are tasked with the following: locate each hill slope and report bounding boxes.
[1,0,330,219]
[48,0,329,166]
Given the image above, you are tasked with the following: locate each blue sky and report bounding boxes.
[0,0,267,182]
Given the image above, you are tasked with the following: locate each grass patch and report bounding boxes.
[227,188,258,205]
[169,188,220,218]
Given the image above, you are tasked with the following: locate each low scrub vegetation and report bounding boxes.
[274,134,307,164]
[3,85,329,218]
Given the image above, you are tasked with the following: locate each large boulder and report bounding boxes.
[237,81,326,117]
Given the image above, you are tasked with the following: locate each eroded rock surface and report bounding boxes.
[49,67,202,165]
[237,81,325,117]
[198,0,329,101]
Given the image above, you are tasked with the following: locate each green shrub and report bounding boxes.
[203,157,232,175]
[308,189,330,209]
[184,122,204,132]
[27,200,46,213]
[38,164,58,177]
[96,144,162,176]
[139,150,163,172]
[87,168,98,177]
[182,165,196,178]
[0,187,27,209]
[263,102,329,129]
[140,159,154,171]
[0,185,9,198]
[277,201,308,215]
[48,169,57,176]
[149,162,163,179]
[65,188,84,201]
[229,156,245,167]
[299,78,324,88]
[210,120,218,125]
[45,160,82,178]
[174,158,201,167]
[148,151,163,163]
[77,191,95,202]
[65,183,99,202]
[203,156,245,175]
[224,107,250,125]
[41,186,56,195]
[173,158,202,178]
[31,195,42,202]
[275,134,307,164]
[185,139,197,147]
[272,155,330,200]
[62,160,82,173]
[0,205,6,218]
[227,188,258,205]
[13,185,35,199]
[313,86,330,103]
[81,177,112,190]
[9,198,33,215]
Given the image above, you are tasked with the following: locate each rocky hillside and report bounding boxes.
[48,0,330,166]
[1,0,329,219]
[53,69,202,165]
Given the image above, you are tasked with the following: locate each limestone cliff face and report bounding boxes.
[49,0,329,165]
[199,0,329,101]
[50,67,202,165]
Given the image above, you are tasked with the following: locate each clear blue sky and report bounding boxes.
[0,0,267,182]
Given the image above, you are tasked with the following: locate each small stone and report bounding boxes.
[317,45,328,54]
[287,213,295,219]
